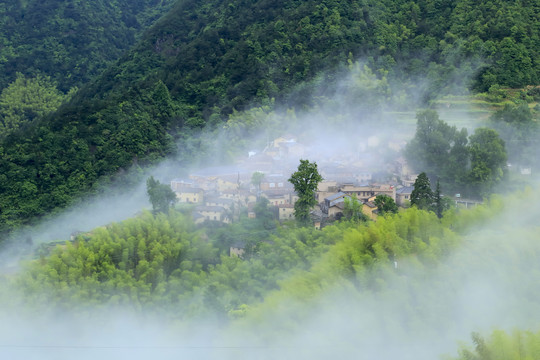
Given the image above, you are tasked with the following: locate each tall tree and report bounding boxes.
[288,159,323,226]
[405,109,467,189]
[468,128,507,197]
[254,197,276,230]
[146,176,177,214]
[251,171,265,197]
[410,172,434,210]
[433,180,446,218]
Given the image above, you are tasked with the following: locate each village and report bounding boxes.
[170,135,419,231]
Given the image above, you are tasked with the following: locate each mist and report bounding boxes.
[1,57,538,360]
[2,189,540,360]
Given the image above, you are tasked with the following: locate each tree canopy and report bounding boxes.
[0,73,71,137]
[468,127,507,196]
[405,110,508,198]
[374,194,398,216]
[146,176,177,214]
[288,159,323,226]
[410,172,434,210]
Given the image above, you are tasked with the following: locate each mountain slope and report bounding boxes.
[0,0,176,93]
[1,0,539,240]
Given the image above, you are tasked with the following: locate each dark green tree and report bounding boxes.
[146,176,177,214]
[374,194,398,216]
[404,109,469,192]
[288,159,323,227]
[410,172,434,210]
[254,197,276,230]
[468,128,507,197]
[432,180,454,219]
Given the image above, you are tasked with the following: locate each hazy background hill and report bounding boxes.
[0,0,539,239]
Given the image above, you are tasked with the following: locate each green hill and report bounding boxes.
[0,0,176,93]
[1,0,539,240]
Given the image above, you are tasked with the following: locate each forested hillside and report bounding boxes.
[1,0,539,239]
[0,0,176,93]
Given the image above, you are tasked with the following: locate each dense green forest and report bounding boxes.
[0,0,176,93]
[1,0,539,239]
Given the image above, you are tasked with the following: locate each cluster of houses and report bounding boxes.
[170,135,419,230]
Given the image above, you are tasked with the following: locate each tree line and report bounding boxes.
[405,109,509,198]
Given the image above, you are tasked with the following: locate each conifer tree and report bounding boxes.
[411,172,434,210]
[434,180,443,218]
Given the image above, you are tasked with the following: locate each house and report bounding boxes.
[396,186,414,207]
[316,180,338,203]
[260,174,292,191]
[339,183,396,202]
[170,178,194,191]
[216,174,241,192]
[230,241,246,257]
[262,189,294,206]
[362,200,378,221]
[205,196,235,209]
[264,135,299,159]
[194,205,230,223]
[174,186,204,204]
[277,203,295,221]
[321,192,351,219]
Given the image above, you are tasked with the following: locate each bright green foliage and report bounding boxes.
[288,160,323,226]
[468,128,507,196]
[411,172,434,210]
[374,194,398,216]
[0,73,70,137]
[17,211,217,314]
[343,194,368,222]
[146,176,176,214]
[453,329,540,360]
[13,189,531,324]
[14,205,460,320]
[14,209,333,318]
